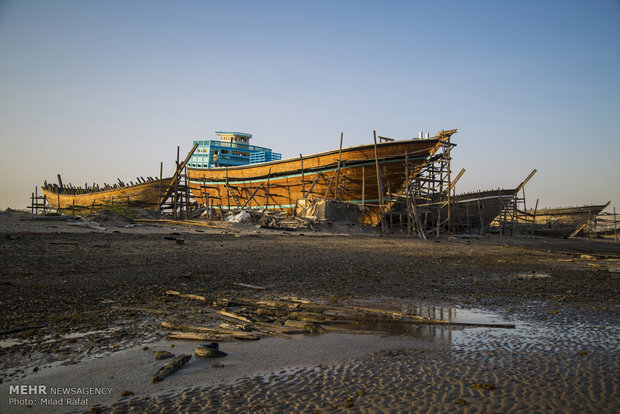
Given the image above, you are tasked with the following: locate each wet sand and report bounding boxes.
[0,211,618,413]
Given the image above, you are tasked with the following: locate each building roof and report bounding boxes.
[215,131,252,139]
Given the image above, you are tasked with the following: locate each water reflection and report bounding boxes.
[326,299,511,346]
[329,319,455,346]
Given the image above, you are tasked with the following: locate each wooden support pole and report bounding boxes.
[531,198,539,239]
[225,166,230,211]
[241,184,264,209]
[339,175,347,200]
[324,172,336,199]
[373,130,386,233]
[515,169,537,193]
[300,154,305,196]
[388,180,393,230]
[405,154,411,236]
[334,132,343,200]
[361,166,365,227]
[265,168,271,210]
[478,199,484,236]
[159,143,198,209]
[184,166,190,219]
[445,132,452,236]
[159,162,163,213]
[304,174,321,199]
[173,146,180,218]
[444,168,465,195]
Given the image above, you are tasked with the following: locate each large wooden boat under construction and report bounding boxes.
[41,176,174,214]
[186,130,456,225]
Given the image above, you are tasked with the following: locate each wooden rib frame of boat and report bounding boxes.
[41,176,174,215]
[186,129,457,225]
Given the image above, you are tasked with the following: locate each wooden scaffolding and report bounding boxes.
[158,144,198,219]
[389,132,457,238]
[27,186,49,215]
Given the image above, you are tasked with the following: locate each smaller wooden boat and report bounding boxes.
[448,188,519,233]
[41,176,174,214]
[527,202,610,237]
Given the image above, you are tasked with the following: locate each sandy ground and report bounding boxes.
[0,210,618,413]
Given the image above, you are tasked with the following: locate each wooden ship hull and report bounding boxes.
[403,188,517,234]
[448,189,518,233]
[41,177,174,214]
[526,203,610,237]
[186,130,456,225]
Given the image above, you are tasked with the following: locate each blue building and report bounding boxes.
[188,132,282,169]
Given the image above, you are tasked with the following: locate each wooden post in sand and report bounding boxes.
[158,162,163,213]
[334,132,343,200]
[225,165,230,211]
[173,146,180,219]
[361,166,365,227]
[300,154,305,196]
[265,168,272,210]
[614,207,618,241]
[444,131,452,237]
[373,130,386,233]
[184,165,190,219]
[405,154,411,236]
[531,199,539,239]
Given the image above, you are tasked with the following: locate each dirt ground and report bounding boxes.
[0,211,619,412]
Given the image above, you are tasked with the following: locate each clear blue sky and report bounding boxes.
[1,0,619,211]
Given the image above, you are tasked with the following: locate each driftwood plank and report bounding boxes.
[166,331,228,341]
[217,310,253,323]
[165,290,206,302]
[161,321,256,337]
[166,331,259,341]
[152,354,191,382]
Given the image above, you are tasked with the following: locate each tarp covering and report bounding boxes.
[295,198,360,223]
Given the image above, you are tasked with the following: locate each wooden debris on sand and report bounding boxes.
[152,354,191,382]
[165,290,206,302]
[159,289,515,348]
[166,330,260,341]
[217,309,253,323]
